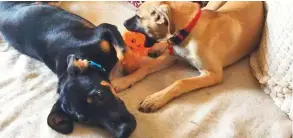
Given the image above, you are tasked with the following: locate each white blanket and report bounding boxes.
[250,0,293,120]
[0,2,291,138]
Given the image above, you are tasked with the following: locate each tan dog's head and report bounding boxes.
[124,2,175,47]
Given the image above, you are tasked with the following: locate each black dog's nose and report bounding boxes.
[114,115,136,138]
[77,115,87,122]
[115,123,135,138]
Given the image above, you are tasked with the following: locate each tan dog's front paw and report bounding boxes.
[111,78,132,92]
[139,92,169,113]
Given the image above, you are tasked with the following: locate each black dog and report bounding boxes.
[0,2,136,138]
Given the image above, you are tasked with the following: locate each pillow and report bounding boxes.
[250,1,292,120]
[128,1,144,8]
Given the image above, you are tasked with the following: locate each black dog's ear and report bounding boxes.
[95,23,128,53]
[47,100,74,134]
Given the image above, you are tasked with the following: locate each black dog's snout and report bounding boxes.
[77,115,87,122]
[114,115,136,138]
[116,123,134,138]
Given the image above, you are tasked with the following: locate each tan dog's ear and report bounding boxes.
[155,4,170,25]
[155,4,175,36]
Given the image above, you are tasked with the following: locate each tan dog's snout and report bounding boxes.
[124,16,138,32]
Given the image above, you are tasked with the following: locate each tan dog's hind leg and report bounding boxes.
[111,51,175,92]
[139,69,223,112]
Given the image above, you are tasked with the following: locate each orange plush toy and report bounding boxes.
[123,31,150,57]
[121,31,153,74]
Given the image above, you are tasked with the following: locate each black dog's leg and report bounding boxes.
[47,100,73,134]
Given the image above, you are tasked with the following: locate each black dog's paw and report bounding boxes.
[47,112,74,134]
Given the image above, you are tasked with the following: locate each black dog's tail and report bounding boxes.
[95,23,127,53]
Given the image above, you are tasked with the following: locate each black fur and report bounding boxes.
[0,2,136,138]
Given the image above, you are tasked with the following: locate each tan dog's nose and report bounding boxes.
[124,16,137,31]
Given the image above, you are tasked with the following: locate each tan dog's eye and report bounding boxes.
[136,15,142,19]
[155,15,160,21]
[151,11,156,16]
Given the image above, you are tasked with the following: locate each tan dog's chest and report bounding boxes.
[173,40,203,70]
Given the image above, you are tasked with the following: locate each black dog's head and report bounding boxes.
[47,24,136,138]
[48,57,136,138]
[0,1,134,137]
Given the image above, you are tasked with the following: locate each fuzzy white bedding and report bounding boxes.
[0,2,292,138]
[250,0,293,120]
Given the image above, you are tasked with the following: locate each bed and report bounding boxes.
[0,2,291,138]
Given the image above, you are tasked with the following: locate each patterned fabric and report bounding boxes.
[127,1,206,8]
[128,1,144,8]
[250,1,293,120]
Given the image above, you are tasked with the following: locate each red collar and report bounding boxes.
[167,9,202,55]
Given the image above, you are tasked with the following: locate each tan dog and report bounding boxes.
[111,1,265,112]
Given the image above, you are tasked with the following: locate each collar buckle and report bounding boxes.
[166,9,202,56]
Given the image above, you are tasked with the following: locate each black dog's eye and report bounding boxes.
[94,91,103,101]
[87,90,103,104]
